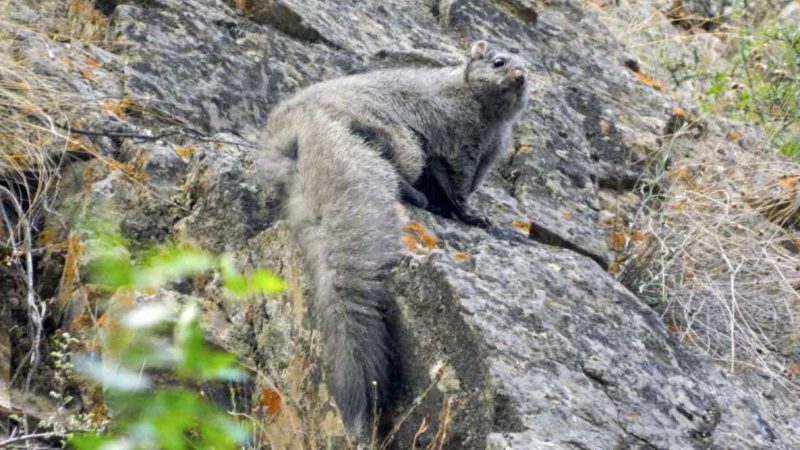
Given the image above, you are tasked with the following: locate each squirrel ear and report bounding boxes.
[470,41,489,60]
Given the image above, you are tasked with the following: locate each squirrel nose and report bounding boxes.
[509,68,526,86]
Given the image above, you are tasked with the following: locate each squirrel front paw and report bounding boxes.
[457,210,492,229]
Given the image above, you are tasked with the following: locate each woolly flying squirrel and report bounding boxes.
[263,40,528,436]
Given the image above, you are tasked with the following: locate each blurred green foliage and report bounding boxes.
[69,216,284,449]
[702,22,800,157]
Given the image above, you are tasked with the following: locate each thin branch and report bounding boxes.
[379,365,445,450]
[0,185,45,435]
[57,123,259,149]
[0,432,61,447]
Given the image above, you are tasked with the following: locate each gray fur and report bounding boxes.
[262,41,528,436]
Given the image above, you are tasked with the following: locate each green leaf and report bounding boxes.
[195,352,242,380]
[220,256,285,298]
[223,274,248,297]
[87,256,135,287]
[74,355,151,391]
[69,433,113,450]
[134,245,215,287]
[173,306,243,380]
[174,305,203,357]
[248,269,286,295]
[121,302,177,329]
[219,254,238,278]
[780,140,800,158]
[736,90,751,110]
[707,72,728,97]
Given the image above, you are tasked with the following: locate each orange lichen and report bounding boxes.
[403,234,419,253]
[633,71,666,91]
[36,227,62,245]
[515,142,532,154]
[96,313,119,331]
[90,403,107,424]
[778,176,799,189]
[672,107,699,123]
[451,251,470,262]
[511,219,532,234]
[103,155,149,183]
[81,67,96,80]
[84,56,101,68]
[61,56,77,70]
[79,54,101,79]
[100,95,135,119]
[403,222,438,253]
[260,388,282,417]
[175,144,198,159]
[671,107,688,118]
[666,107,704,136]
[58,234,84,304]
[608,230,626,251]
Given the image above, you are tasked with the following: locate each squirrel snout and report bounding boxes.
[508,68,526,87]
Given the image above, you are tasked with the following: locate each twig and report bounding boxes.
[58,123,259,149]
[0,432,61,447]
[430,396,454,450]
[0,185,46,435]
[379,366,445,450]
[411,418,428,449]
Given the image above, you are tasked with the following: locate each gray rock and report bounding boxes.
[5,0,800,448]
[778,2,800,27]
[388,217,793,448]
[666,0,727,31]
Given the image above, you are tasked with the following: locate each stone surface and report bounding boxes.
[391,219,793,447]
[3,0,800,448]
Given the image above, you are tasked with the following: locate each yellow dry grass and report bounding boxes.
[589,0,800,390]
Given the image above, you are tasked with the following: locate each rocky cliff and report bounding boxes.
[3,0,800,448]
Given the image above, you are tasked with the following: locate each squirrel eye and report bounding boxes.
[492,58,506,68]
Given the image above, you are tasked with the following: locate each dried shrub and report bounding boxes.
[621,132,800,386]
[64,0,108,44]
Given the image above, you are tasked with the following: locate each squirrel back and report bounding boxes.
[263,41,528,437]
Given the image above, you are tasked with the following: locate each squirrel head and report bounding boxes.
[464,41,529,120]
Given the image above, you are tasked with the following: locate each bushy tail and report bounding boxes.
[274,109,401,435]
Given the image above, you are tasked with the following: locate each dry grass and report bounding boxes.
[0,8,110,431]
[1,38,73,401]
[619,125,800,387]
[587,0,800,389]
[1,0,105,439]
[1,53,73,198]
[64,0,108,43]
